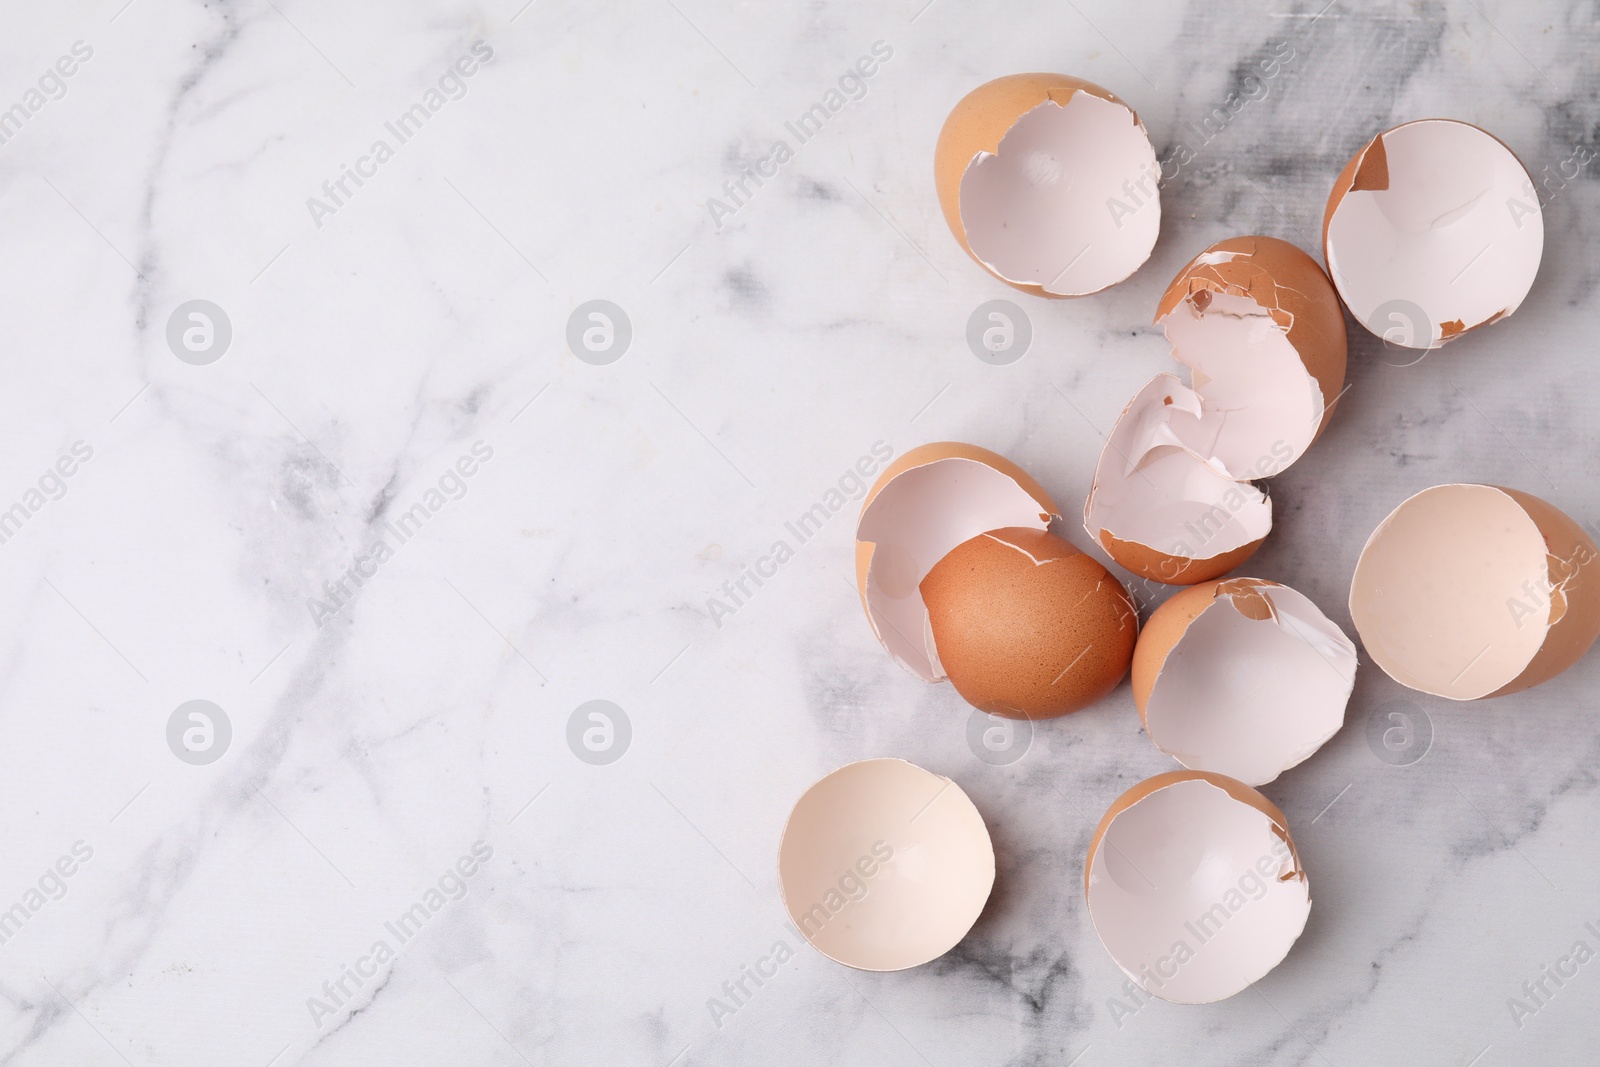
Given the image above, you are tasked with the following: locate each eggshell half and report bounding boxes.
[1324,119,1543,348]
[1349,484,1600,699]
[920,527,1138,719]
[934,73,1160,297]
[778,758,995,971]
[1132,579,1357,785]
[1084,771,1310,1003]
[856,443,1057,681]
[1082,375,1273,584]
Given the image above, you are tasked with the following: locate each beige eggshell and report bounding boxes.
[1155,235,1348,451]
[1350,484,1600,699]
[856,443,1058,681]
[1084,770,1310,1004]
[919,527,1138,719]
[1132,579,1357,785]
[1082,375,1272,584]
[934,73,1159,297]
[1323,120,1543,348]
[778,758,994,971]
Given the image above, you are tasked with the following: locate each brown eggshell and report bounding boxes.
[1129,580,1234,718]
[854,441,1056,607]
[1350,484,1600,700]
[1099,530,1264,588]
[1155,235,1348,442]
[1083,769,1302,898]
[1495,487,1600,696]
[933,73,1148,298]
[919,527,1138,719]
[1323,120,1543,348]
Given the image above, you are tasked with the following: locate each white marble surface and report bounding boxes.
[1,0,1598,1064]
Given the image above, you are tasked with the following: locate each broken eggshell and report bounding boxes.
[1324,119,1543,348]
[1132,578,1357,785]
[934,73,1160,297]
[855,442,1058,682]
[1085,770,1311,1004]
[778,758,994,971]
[920,526,1139,719]
[1084,237,1347,585]
[1349,484,1600,700]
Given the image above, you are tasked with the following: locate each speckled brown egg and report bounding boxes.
[920,527,1138,719]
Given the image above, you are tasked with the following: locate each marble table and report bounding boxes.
[1,0,1598,1063]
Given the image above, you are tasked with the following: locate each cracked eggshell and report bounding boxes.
[934,73,1160,297]
[1155,235,1347,464]
[1084,771,1310,1004]
[1132,579,1357,785]
[1349,484,1600,700]
[778,758,994,971]
[919,527,1139,719]
[1085,237,1346,586]
[855,443,1057,681]
[1324,119,1543,348]
[1083,375,1273,585]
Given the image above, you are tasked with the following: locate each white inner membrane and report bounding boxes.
[1326,120,1543,348]
[858,459,1052,680]
[959,94,1159,296]
[1160,291,1323,476]
[1145,585,1357,785]
[1088,778,1310,1004]
[1086,375,1272,561]
[1350,484,1550,699]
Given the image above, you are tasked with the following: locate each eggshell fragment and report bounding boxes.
[1084,771,1310,1003]
[1349,484,1600,699]
[1324,119,1543,348]
[1155,236,1347,465]
[856,443,1057,681]
[1132,579,1357,785]
[934,73,1160,297]
[920,527,1138,719]
[1084,237,1347,584]
[1083,375,1273,584]
[778,758,994,971]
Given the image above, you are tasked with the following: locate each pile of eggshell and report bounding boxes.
[777,72,1600,1002]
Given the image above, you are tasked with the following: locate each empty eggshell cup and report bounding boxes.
[778,758,994,971]
[857,443,1138,718]
[1085,771,1311,1004]
[1324,119,1543,349]
[1084,237,1347,585]
[1132,578,1358,785]
[935,73,1160,297]
[1350,484,1600,699]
